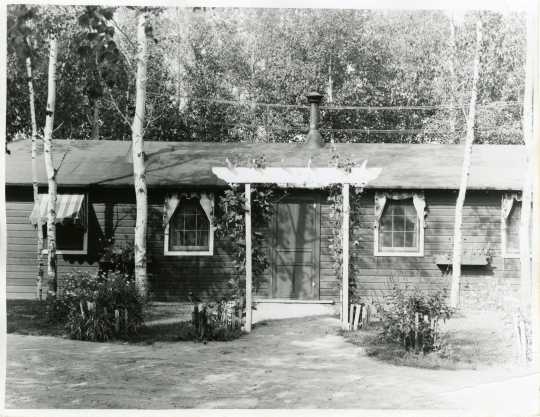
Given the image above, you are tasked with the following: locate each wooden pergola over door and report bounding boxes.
[212,165,382,332]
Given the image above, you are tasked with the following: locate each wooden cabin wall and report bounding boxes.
[346,189,521,310]
[6,186,522,309]
[5,187,240,301]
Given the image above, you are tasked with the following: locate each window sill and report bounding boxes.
[164,250,213,257]
[435,254,491,266]
[41,249,87,255]
[502,253,530,259]
[253,298,335,304]
[375,250,423,257]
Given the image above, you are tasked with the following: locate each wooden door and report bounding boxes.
[272,195,320,299]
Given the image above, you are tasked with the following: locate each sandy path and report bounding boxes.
[6,316,539,410]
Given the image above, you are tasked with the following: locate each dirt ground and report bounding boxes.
[6,314,539,410]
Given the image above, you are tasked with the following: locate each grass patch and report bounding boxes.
[129,321,244,344]
[8,300,243,344]
[343,318,514,370]
[7,300,65,337]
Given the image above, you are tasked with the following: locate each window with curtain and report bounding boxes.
[378,199,420,253]
[168,199,210,252]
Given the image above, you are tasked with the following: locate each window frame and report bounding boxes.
[502,199,521,259]
[41,195,88,255]
[164,194,214,257]
[374,197,424,257]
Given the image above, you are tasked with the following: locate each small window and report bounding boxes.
[165,198,214,256]
[37,194,88,255]
[43,223,87,253]
[505,201,521,256]
[375,199,423,256]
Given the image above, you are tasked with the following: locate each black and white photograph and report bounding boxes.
[2,0,539,412]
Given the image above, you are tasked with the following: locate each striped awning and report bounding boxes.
[29,194,86,226]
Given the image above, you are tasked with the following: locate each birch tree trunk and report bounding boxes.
[448,15,457,139]
[26,54,44,300]
[449,20,482,308]
[529,8,540,366]
[519,12,534,309]
[43,35,58,298]
[132,12,148,298]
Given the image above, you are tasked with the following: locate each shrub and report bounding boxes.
[47,270,144,342]
[377,283,454,353]
[188,300,243,342]
[98,238,135,277]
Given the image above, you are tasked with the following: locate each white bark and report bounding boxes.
[450,20,482,308]
[342,183,350,330]
[132,12,148,298]
[244,183,252,333]
[43,36,58,298]
[519,12,534,308]
[448,15,457,138]
[26,55,44,300]
[529,6,540,367]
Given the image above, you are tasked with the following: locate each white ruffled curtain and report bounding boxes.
[374,191,426,227]
[501,192,521,221]
[163,192,214,229]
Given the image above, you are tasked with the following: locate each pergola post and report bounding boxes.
[244,183,253,333]
[342,183,350,330]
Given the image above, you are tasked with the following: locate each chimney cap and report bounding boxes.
[306,91,323,104]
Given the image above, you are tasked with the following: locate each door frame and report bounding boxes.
[271,191,321,300]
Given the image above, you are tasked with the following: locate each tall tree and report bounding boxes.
[26,43,44,299]
[519,13,534,307]
[514,11,536,363]
[132,10,149,297]
[449,19,482,308]
[8,6,45,298]
[43,34,59,297]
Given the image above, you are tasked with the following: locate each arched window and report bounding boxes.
[165,196,214,256]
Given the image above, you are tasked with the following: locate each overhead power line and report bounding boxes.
[189,119,519,135]
[145,91,521,111]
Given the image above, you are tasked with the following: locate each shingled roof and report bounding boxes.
[5,139,525,190]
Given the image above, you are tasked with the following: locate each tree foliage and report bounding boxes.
[6,7,526,145]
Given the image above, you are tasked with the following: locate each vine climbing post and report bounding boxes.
[245,183,253,332]
[342,183,350,330]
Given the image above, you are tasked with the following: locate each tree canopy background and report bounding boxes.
[6,6,526,145]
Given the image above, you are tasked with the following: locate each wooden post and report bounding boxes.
[342,183,350,330]
[353,304,361,330]
[414,312,419,351]
[245,183,253,333]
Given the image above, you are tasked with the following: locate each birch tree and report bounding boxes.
[519,13,534,308]
[26,47,45,299]
[132,10,149,297]
[43,35,59,297]
[449,19,482,308]
[8,6,45,298]
[514,11,536,363]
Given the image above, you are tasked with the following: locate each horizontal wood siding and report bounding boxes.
[348,190,520,309]
[7,186,521,307]
[6,187,106,299]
